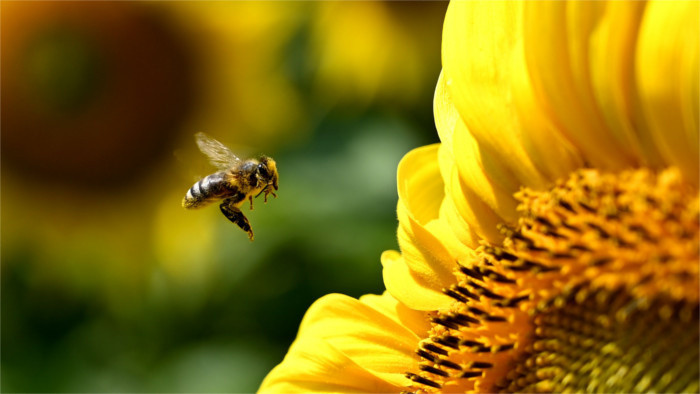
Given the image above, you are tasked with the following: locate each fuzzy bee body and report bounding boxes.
[182,133,278,240]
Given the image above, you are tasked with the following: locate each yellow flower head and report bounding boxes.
[260,1,699,393]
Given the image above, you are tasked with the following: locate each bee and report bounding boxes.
[182,132,278,241]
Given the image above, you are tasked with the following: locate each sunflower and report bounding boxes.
[259,1,699,393]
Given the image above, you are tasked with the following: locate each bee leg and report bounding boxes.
[220,199,254,241]
[263,187,276,203]
[248,195,254,210]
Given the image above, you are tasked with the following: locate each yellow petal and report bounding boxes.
[261,293,421,392]
[451,120,520,224]
[433,71,458,150]
[259,337,403,393]
[441,1,583,191]
[588,1,666,169]
[394,145,458,300]
[299,294,419,385]
[438,143,504,245]
[434,74,501,249]
[426,209,475,260]
[381,249,453,311]
[637,0,699,184]
[522,1,639,171]
[434,72,519,238]
[358,291,431,341]
[397,144,443,225]
[437,190,481,250]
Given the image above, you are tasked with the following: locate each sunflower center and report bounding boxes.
[405,168,699,393]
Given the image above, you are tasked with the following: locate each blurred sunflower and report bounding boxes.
[260,1,699,393]
[1,1,308,301]
[1,1,197,304]
[309,1,446,108]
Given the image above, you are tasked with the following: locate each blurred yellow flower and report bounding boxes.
[310,1,445,107]
[166,1,309,150]
[260,1,698,393]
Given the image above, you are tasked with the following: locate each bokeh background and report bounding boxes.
[1,1,447,392]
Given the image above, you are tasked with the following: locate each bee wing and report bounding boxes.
[195,132,241,170]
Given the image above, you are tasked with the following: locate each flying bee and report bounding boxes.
[182,132,278,241]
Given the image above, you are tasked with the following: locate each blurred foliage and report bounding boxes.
[1,1,447,392]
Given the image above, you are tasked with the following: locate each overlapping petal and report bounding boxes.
[259,292,425,393]
[392,144,456,310]
[435,73,519,232]
[260,337,403,393]
[381,250,452,311]
[442,1,584,192]
[636,0,699,184]
[441,0,698,189]
[521,2,639,171]
[587,2,664,169]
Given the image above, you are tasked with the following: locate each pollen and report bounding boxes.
[405,168,699,393]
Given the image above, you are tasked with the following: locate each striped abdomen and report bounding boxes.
[182,171,229,209]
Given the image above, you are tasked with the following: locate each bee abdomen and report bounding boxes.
[182,172,226,209]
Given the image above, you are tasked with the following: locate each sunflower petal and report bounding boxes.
[299,294,420,385]
[259,337,403,393]
[438,143,505,245]
[434,72,521,231]
[260,293,421,393]
[394,145,459,304]
[358,292,431,341]
[441,1,584,191]
[397,144,443,224]
[588,1,666,169]
[382,249,453,311]
[451,120,520,224]
[521,1,641,171]
[437,188,481,250]
[636,0,699,184]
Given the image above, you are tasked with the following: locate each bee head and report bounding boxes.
[258,156,279,190]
